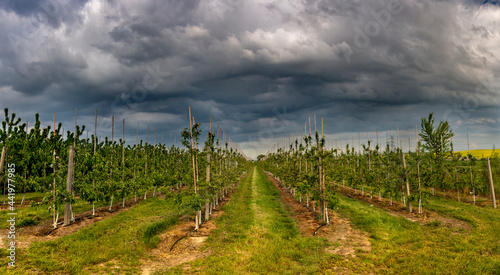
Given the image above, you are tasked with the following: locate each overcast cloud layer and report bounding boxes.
[0,0,499,158]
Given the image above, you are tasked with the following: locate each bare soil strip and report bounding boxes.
[264,171,372,259]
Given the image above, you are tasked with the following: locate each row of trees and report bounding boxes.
[259,117,336,224]
[180,107,251,229]
[0,108,249,228]
[259,113,498,215]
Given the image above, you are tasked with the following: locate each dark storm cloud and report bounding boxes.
[0,0,499,158]
[0,0,89,28]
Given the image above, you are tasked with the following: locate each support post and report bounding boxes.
[402,150,412,213]
[487,158,496,209]
[64,146,74,226]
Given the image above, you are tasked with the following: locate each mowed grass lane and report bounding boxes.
[161,167,331,274]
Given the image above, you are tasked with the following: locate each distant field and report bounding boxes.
[455,149,498,159]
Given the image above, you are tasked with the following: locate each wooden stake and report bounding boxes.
[111,116,114,178]
[134,123,138,182]
[320,117,325,222]
[415,125,421,213]
[386,128,388,149]
[358,132,360,154]
[72,109,77,196]
[188,107,197,193]
[308,116,311,136]
[0,147,6,198]
[64,145,74,226]
[314,113,316,133]
[53,114,57,228]
[451,138,459,201]
[145,125,149,178]
[72,108,76,145]
[154,128,156,173]
[487,158,496,208]
[194,117,199,184]
[206,116,212,222]
[368,131,371,170]
[467,134,475,204]
[396,127,399,150]
[92,110,97,215]
[94,110,97,159]
[402,150,412,213]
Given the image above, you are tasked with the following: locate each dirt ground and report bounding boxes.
[264,172,372,260]
[141,185,239,275]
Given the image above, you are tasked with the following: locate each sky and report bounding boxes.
[0,0,499,159]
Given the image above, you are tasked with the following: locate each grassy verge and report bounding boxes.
[0,192,45,203]
[160,167,331,274]
[0,197,109,229]
[334,194,500,274]
[0,196,185,274]
[0,188,163,229]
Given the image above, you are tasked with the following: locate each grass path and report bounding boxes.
[162,167,331,274]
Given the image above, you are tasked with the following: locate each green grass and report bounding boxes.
[0,197,185,274]
[0,192,45,203]
[2,168,498,274]
[0,196,110,229]
[143,216,179,249]
[0,189,160,229]
[334,193,500,274]
[159,167,331,274]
